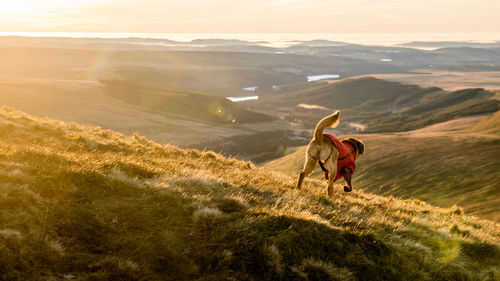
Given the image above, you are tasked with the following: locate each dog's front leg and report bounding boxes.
[342,167,353,192]
[297,158,317,189]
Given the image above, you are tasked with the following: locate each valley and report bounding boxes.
[0,36,499,222]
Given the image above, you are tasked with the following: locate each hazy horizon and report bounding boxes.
[1,0,499,34]
[2,32,500,49]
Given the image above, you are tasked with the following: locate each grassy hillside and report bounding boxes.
[193,129,310,163]
[359,71,500,92]
[474,110,500,134]
[365,88,500,133]
[0,78,288,149]
[100,79,273,124]
[253,77,499,133]
[1,107,499,280]
[265,116,500,222]
[115,65,302,96]
[259,77,434,112]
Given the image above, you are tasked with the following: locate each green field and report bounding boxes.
[1,107,499,280]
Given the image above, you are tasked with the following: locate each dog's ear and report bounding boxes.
[343,138,365,154]
[355,139,365,155]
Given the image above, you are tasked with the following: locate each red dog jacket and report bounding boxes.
[321,133,356,182]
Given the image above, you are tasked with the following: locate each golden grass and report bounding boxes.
[266,122,500,222]
[474,110,500,135]
[1,107,499,280]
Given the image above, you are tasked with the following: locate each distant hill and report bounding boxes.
[398,41,500,49]
[0,77,286,151]
[2,37,499,78]
[265,115,500,222]
[114,65,302,96]
[366,88,499,132]
[254,77,499,133]
[0,46,405,96]
[100,79,274,124]
[263,77,438,110]
[1,107,499,280]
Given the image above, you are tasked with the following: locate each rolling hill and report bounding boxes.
[100,79,273,124]
[0,46,404,96]
[252,77,499,132]
[0,77,290,151]
[474,110,500,134]
[265,114,500,222]
[1,107,499,280]
[259,77,435,110]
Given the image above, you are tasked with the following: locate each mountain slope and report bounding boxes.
[1,107,499,280]
[265,115,500,222]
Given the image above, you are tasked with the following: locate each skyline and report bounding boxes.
[1,0,499,34]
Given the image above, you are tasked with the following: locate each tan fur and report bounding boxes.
[296,110,365,196]
[313,110,340,141]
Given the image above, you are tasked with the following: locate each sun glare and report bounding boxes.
[2,0,42,14]
[0,0,499,33]
[1,0,102,16]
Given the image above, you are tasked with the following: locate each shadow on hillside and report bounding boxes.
[1,107,498,281]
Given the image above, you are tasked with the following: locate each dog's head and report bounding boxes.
[342,137,365,161]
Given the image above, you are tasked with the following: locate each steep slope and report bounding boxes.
[265,116,500,222]
[1,107,499,280]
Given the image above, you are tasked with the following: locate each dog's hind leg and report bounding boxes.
[297,157,317,189]
[325,161,338,197]
[327,172,337,197]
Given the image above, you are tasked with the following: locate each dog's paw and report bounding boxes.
[343,186,352,192]
[328,186,334,197]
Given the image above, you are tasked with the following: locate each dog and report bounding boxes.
[296,110,364,196]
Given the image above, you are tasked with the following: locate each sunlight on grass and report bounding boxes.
[437,239,461,263]
[0,106,499,280]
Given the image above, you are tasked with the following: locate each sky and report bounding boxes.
[1,0,499,33]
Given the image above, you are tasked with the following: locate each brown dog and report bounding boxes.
[296,111,364,196]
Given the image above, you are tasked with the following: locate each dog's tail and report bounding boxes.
[313,110,340,141]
